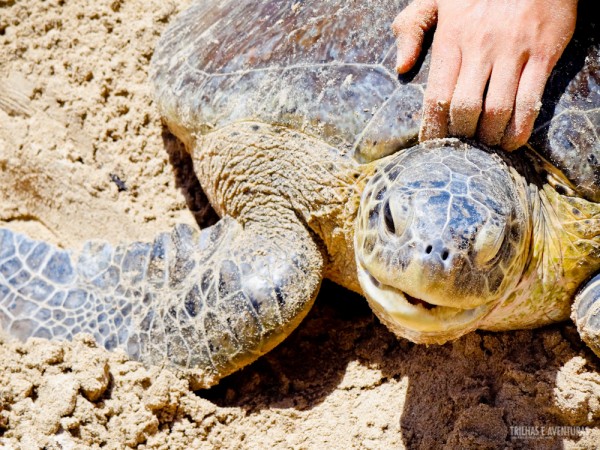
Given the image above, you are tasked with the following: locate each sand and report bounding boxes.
[1,0,600,448]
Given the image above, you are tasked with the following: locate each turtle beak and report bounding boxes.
[356,263,492,344]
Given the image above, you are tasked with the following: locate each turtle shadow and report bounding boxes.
[161,126,219,229]
[198,281,600,448]
[199,281,373,410]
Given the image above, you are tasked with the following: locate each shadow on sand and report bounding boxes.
[201,281,600,449]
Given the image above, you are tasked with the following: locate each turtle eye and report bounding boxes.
[473,218,507,265]
[383,201,395,234]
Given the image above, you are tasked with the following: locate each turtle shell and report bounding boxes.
[530,0,599,202]
[152,0,599,195]
[150,0,423,161]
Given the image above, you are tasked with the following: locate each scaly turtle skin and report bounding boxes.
[0,0,598,387]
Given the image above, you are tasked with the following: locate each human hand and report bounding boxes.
[392,0,578,150]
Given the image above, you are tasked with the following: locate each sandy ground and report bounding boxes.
[1,0,600,448]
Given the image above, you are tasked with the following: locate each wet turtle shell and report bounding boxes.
[151,0,599,196]
[150,0,425,163]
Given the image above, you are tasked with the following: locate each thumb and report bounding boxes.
[392,0,438,74]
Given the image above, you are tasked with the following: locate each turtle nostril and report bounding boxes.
[425,245,432,254]
[383,201,395,234]
[441,249,449,261]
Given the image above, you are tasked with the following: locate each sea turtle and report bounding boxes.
[0,0,598,388]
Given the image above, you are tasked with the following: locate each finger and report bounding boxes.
[477,59,524,146]
[501,58,552,151]
[392,0,437,74]
[419,43,461,141]
[448,58,492,138]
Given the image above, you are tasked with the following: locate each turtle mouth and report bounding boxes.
[404,292,436,310]
[357,266,492,344]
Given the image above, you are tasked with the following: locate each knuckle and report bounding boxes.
[529,52,557,72]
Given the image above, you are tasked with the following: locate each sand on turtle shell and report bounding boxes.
[1,0,600,448]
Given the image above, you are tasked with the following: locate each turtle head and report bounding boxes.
[355,139,532,343]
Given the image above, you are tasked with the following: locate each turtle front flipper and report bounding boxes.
[573,274,600,357]
[0,217,323,387]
